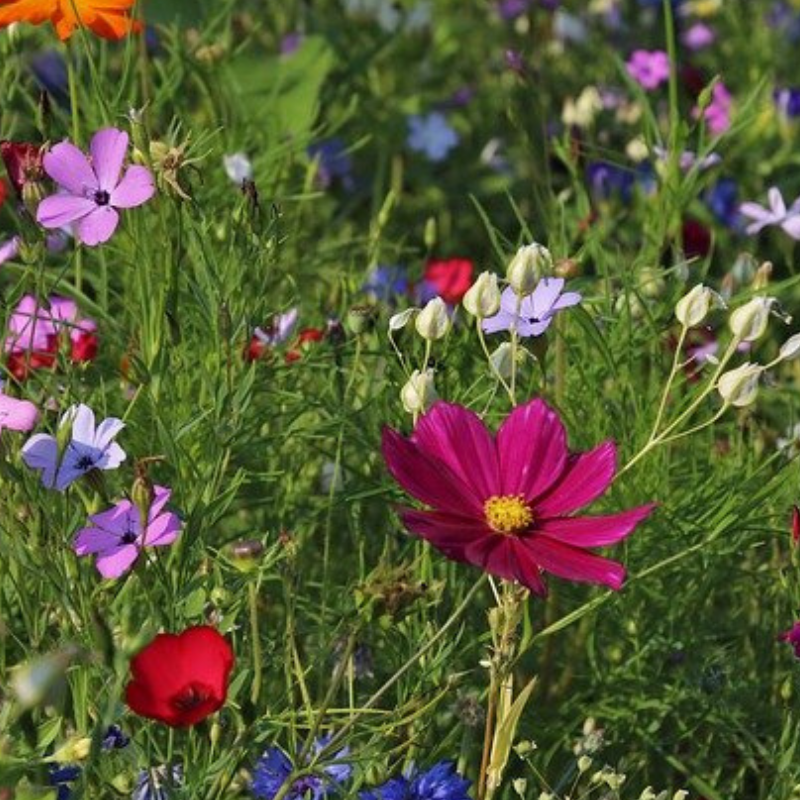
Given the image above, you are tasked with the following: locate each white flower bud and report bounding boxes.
[400,369,437,414]
[507,243,552,295]
[415,297,450,340]
[577,755,592,773]
[717,363,762,407]
[672,792,689,800]
[729,297,776,342]
[463,271,501,318]
[639,788,657,800]
[778,333,800,362]
[388,308,417,332]
[675,284,722,328]
[490,343,514,380]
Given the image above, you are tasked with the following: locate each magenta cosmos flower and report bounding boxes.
[74,486,181,578]
[36,128,155,247]
[626,50,670,91]
[382,399,655,595]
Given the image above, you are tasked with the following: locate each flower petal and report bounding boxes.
[482,537,547,595]
[522,536,627,590]
[411,402,500,499]
[37,194,95,229]
[96,545,140,579]
[780,216,800,241]
[76,206,119,246]
[111,165,156,208]
[536,503,656,547]
[382,427,482,515]
[0,395,39,433]
[144,511,181,547]
[527,277,565,319]
[90,128,129,192]
[66,404,96,445]
[94,416,125,450]
[496,398,567,500]
[43,141,97,195]
[399,507,488,553]
[74,523,124,555]
[21,433,58,488]
[536,441,616,516]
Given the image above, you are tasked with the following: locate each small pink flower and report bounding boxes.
[780,621,800,658]
[36,128,155,247]
[697,83,732,136]
[382,398,655,595]
[626,49,671,91]
[0,392,39,434]
[74,485,181,578]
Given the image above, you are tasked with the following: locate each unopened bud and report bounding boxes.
[463,272,501,318]
[51,737,91,763]
[675,284,722,328]
[752,261,772,290]
[400,369,438,414]
[729,297,777,342]
[577,755,592,773]
[490,342,514,380]
[415,297,450,340]
[717,362,762,407]
[388,308,417,333]
[778,333,800,362]
[507,243,552,295]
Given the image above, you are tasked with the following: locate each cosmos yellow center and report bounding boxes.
[484,494,533,535]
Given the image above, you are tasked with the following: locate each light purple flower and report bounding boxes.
[254,309,299,346]
[0,236,20,265]
[652,146,721,171]
[223,152,253,185]
[681,22,715,50]
[740,187,800,239]
[36,128,155,247]
[21,404,126,491]
[0,393,39,435]
[626,50,671,91]
[482,280,582,337]
[698,83,732,136]
[74,486,181,579]
[407,112,459,162]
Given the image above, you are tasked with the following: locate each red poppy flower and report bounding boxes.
[125,626,234,727]
[423,258,474,304]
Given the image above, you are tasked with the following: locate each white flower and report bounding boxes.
[388,308,417,332]
[223,152,253,184]
[400,369,437,414]
[415,297,450,340]
[463,272,501,318]
[562,86,603,128]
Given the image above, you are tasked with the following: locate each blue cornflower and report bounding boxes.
[774,87,800,118]
[307,139,355,191]
[49,765,81,800]
[361,761,471,800]
[101,724,130,751]
[705,178,741,230]
[251,738,352,799]
[362,265,409,304]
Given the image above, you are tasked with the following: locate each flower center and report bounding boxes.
[171,682,211,712]
[484,494,533,535]
[94,190,111,206]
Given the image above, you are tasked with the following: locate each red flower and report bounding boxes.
[125,626,234,727]
[382,398,655,595]
[285,327,325,363]
[0,141,45,200]
[792,506,800,548]
[682,218,711,259]
[423,258,474,304]
[0,178,6,209]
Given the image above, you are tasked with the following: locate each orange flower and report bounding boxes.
[0,0,140,41]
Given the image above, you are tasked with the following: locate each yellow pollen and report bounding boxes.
[484,494,533,535]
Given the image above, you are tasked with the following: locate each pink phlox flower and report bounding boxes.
[482,280,582,338]
[0,391,39,434]
[739,187,800,239]
[21,403,126,491]
[696,82,732,136]
[74,485,181,578]
[681,22,715,50]
[779,621,800,658]
[0,236,20,265]
[626,49,671,91]
[36,128,155,247]
[4,294,94,353]
[382,398,656,595]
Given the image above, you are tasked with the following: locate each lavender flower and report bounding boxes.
[482,280,582,337]
[739,186,800,239]
[406,113,459,162]
[774,87,800,119]
[21,404,126,491]
[223,152,253,184]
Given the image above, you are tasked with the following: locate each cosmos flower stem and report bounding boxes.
[304,576,488,779]
[476,321,515,405]
[657,404,730,446]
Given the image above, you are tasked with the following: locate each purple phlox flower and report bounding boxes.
[0,391,39,435]
[482,280,582,337]
[307,138,355,191]
[0,236,20,265]
[439,86,474,110]
[254,309,299,346]
[696,82,732,136]
[251,737,352,800]
[406,113,459,163]
[681,22,715,50]
[36,128,155,247]
[739,186,800,239]
[496,0,531,20]
[280,32,304,55]
[21,403,126,491]
[362,265,409,304]
[504,49,525,75]
[626,50,671,91]
[4,294,71,354]
[223,152,253,185]
[774,87,800,119]
[780,620,800,658]
[74,485,181,579]
[361,761,471,800]
[652,146,721,172]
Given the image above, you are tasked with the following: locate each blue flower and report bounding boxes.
[774,87,800,119]
[31,51,69,106]
[362,265,409,304]
[101,724,130,751]
[406,113,459,163]
[132,766,183,800]
[705,178,741,230]
[361,762,471,800]
[307,139,355,191]
[49,765,80,800]
[251,738,352,799]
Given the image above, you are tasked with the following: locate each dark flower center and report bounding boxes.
[76,455,96,470]
[120,530,137,545]
[172,682,212,712]
[94,190,111,206]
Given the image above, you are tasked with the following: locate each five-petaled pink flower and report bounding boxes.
[626,50,670,91]
[382,398,655,595]
[36,128,155,247]
[74,485,182,578]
